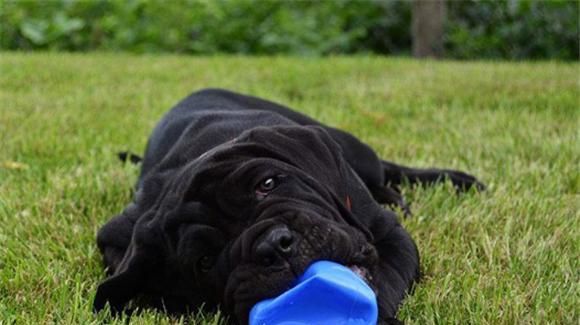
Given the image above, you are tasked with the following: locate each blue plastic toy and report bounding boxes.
[249,260,378,325]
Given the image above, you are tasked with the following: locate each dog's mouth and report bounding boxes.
[225,258,377,324]
[224,217,378,324]
[348,264,373,284]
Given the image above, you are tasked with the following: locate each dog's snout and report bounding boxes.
[255,226,294,266]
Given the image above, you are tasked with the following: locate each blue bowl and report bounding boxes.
[249,260,378,325]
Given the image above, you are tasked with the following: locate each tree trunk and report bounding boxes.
[412,0,446,58]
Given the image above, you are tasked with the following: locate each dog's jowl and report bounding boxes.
[93,89,484,324]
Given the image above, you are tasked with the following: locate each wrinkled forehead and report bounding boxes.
[194,146,338,189]
[177,125,349,200]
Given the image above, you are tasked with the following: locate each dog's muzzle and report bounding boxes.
[254,225,295,267]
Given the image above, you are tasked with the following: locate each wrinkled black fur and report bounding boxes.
[94,89,484,324]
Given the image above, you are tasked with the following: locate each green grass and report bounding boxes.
[0,52,578,324]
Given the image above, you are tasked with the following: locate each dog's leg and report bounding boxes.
[96,204,139,274]
[370,215,420,324]
[367,185,412,217]
[381,160,485,191]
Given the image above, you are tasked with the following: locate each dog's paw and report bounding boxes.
[369,185,412,217]
[443,169,486,192]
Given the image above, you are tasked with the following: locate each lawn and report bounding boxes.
[0,52,577,324]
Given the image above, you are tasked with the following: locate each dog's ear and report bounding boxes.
[93,200,210,314]
[93,212,166,314]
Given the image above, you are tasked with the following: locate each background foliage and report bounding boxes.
[0,0,577,60]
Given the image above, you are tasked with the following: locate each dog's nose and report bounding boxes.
[255,226,294,266]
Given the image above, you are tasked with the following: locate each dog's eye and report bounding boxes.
[255,177,278,199]
[259,177,277,192]
[255,175,286,200]
[197,255,215,273]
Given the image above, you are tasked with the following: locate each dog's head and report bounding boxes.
[94,126,402,323]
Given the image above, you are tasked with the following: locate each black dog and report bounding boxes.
[94,89,483,324]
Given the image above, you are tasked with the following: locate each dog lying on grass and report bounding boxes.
[94,89,484,324]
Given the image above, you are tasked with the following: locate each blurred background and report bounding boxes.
[1,0,578,61]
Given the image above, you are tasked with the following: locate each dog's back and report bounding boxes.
[140,89,298,183]
[140,89,385,192]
